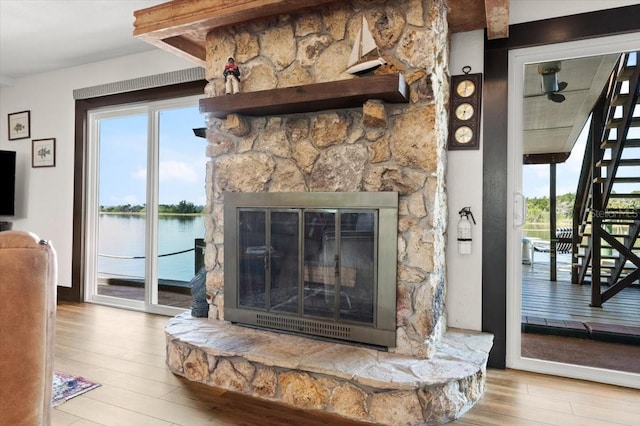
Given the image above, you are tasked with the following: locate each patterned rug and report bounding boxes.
[52,371,101,407]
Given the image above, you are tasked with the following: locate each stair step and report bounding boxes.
[585,221,638,226]
[584,223,638,228]
[586,209,640,220]
[605,116,640,129]
[580,231,629,238]
[596,158,640,167]
[579,267,639,275]
[600,138,640,149]
[577,262,639,271]
[617,64,638,81]
[576,249,640,257]
[582,266,640,271]
[609,193,640,199]
[579,268,639,275]
[609,93,630,107]
[593,176,640,183]
[577,253,640,260]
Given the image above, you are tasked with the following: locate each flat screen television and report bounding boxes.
[0,150,16,217]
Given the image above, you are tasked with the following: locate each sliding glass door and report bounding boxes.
[85,95,205,315]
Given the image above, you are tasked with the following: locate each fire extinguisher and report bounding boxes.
[457,207,476,255]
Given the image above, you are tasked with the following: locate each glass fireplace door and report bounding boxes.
[303,210,337,319]
[236,208,376,325]
[339,211,375,324]
[237,209,300,311]
[302,210,376,324]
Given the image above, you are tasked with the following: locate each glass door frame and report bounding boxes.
[506,33,640,389]
[84,95,202,316]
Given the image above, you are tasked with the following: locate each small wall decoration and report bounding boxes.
[447,66,482,150]
[32,138,56,168]
[8,110,31,140]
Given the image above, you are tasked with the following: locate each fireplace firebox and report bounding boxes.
[224,192,398,348]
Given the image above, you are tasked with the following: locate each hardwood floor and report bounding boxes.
[53,303,640,426]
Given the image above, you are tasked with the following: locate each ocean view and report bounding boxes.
[98,214,205,283]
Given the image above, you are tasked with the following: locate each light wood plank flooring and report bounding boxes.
[53,303,640,426]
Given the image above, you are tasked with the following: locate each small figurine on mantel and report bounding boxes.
[223,57,241,95]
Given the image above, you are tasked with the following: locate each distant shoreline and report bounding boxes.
[99,212,203,217]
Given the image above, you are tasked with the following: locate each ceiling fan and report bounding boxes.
[538,61,568,103]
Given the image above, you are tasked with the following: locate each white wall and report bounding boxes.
[445,30,485,331]
[509,0,640,24]
[0,50,195,287]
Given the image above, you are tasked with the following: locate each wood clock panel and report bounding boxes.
[448,72,482,150]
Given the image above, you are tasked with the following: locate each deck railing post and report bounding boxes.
[195,238,205,274]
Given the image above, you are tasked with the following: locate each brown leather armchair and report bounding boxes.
[0,230,57,425]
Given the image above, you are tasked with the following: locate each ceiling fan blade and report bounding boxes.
[547,92,566,103]
[557,81,568,92]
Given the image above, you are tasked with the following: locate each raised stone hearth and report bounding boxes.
[166,313,493,425]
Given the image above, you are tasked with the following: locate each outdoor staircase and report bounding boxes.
[573,51,640,307]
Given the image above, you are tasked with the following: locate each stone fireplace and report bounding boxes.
[199,3,452,358]
[161,1,494,424]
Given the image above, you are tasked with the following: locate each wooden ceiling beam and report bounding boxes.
[133,0,510,67]
[484,0,509,39]
[447,0,487,34]
[133,0,338,64]
[523,152,571,165]
[447,0,509,38]
[134,0,338,37]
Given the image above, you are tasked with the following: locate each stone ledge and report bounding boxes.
[166,313,493,425]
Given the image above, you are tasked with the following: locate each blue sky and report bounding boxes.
[99,105,208,207]
[523,133,586,199]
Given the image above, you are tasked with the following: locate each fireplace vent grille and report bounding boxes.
[256,314,351,339]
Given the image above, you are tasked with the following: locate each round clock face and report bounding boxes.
[456,80,476,97]
[454,126,473,144]
[455,103,474,120]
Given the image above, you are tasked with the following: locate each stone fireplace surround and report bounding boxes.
[165,1,493,424]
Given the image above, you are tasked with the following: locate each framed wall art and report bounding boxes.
[8,110,31,140]
[32,138,56,168]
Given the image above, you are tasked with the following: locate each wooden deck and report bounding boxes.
[522,252,640,340]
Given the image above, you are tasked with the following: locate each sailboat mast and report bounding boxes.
[358,15,366,58]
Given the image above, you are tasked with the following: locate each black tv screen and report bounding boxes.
[0,150,16,217]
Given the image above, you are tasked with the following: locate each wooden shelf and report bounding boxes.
[199,73,409,119]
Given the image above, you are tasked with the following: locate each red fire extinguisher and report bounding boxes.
[457,207,476,255]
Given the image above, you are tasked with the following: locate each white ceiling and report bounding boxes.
[523,54,619,156]
[0,0,167,87]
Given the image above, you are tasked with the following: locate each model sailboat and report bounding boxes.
[346,16,387,76]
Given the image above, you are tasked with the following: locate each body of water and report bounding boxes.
[522,222,571,240]
[98,214,205,282]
